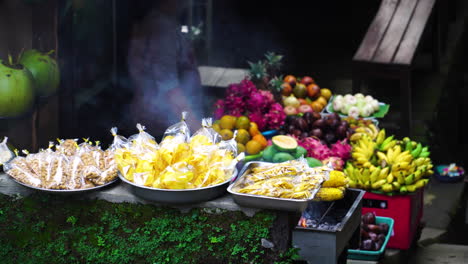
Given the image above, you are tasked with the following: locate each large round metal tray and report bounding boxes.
[118,169,237,204]
[8,174,119,194]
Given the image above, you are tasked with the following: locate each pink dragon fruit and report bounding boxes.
[322,157,345,171]
[299,137,332,161]
[330,139,352,161]
[248,111,267,131]
[246,91,269,112]
[213,99,225,119]
[237,79,257,97]
[265,103,286,130]
[224,95,245,112]
[258,90,275,104]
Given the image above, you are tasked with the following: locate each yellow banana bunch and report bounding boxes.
[350,124,380,142]
[347,131,434,194]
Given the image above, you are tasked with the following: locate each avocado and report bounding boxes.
[272,152,295,163]
[306,157,323,168]
[294,146,308,159]
[262,145,277,162]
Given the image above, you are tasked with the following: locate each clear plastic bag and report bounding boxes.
[0,137,14,166]
[128,124,159,152]
[163,111,191,142]
[191,118,222,145]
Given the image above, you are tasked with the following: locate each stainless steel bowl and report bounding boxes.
[118,168,237,204]
[8,174,119,194]
[228,162,320,212]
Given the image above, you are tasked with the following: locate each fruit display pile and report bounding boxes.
[114,118,242,189]
[213,115,268,156]
[331,93,381,118]
[358,213,390,251]
[280,75,332,114]
[345,129,433,193]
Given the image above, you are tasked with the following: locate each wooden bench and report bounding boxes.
[352,0,439,136]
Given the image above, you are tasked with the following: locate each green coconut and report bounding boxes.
[0,56,35,117]
[19,49,60,97]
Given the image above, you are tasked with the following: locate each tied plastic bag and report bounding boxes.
[232,158,326,199]
[56,139,79,156]
[163,111,191,142]
[128,124,158,152]
[4,157,42,187]
[0,137,14,166]
[109,127,128,150]
[191,118,221,146]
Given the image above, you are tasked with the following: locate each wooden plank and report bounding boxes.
[373,0,419,64]
[394,0,436,64]
[353,0,400,62]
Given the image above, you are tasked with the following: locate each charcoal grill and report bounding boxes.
[292,188,365,264]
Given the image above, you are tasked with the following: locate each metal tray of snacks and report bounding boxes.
[9,175,118,194]
[227,161,325,212]
[118,168,237,204]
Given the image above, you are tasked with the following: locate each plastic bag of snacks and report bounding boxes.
[114,113,244,189]
[4,139,118,190]
[0,137,14,167]
[231,158,328,199]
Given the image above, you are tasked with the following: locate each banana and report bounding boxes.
[379,135,394,151]
[350,133,365,142]
[348,180,357,188]
[370,167,381,183]
[394,151,413,164]
[381,140,397,152]
[392,181,401,189]
[426,169,434,176]
[376,151,388,162]
[392,161,410,171]
[375,129,386,145]
[395,171,405,185]
[387,147,395,164]
[414,157,426,167]
[368,124,379,139]
[419,151,430,158]
[379,167,390,180]
[386,172,394,183]
[415,179,429,189]
[405,140,413,152]
[381,183,394,193]
[371,179,387,189]
[406,184,417,193]
[411,143,422,158]
[362,168,370,182]
[400,186,408,194]
[405,174,415,185]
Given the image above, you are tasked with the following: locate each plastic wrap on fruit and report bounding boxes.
[163,111,191,142]
[0,137,14,166]
[191,118,222,145]
[55,138,79,156]
[157,162,195,189]
[109,127,128,150]
[128,124,158,152]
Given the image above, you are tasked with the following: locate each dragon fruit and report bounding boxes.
[213,99,225,119]
[224,95,245,112]
[330,139,352,160]
[265,103,286,130]
[246,91,269,112]
[248,111,267,131]
[322,157,345,171]
[299,137,332,161]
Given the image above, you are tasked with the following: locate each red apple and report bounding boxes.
[284,106,298,115]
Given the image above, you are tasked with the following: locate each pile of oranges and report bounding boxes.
[213,115,268,155]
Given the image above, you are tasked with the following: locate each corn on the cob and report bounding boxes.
[322,171,348,188]
[313,187,345,201]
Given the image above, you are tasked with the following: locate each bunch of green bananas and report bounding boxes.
[345,129,433,194]
[349,123,380,142]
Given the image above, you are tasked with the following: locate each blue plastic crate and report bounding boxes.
[347,216,394,261]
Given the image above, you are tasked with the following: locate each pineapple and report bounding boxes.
[247,60,269,90]
[264,51,283,76]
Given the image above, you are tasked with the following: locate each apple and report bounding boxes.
[298,104,313,113]
[307,84,320,98]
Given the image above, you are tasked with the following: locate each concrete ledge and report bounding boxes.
[198,66,248,88]
[0,173,260,217]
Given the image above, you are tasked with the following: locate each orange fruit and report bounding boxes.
[246,140,263,155]
[320,88,332,100]
[237,143,246,153]
[316,96,328,107]
[252,134,268,148]
[311,101,323,112]
[307,84,320,98]
[220,129,234,140]
[249,122,261,137]
[212,123,221,133]
[284,75,297,86]
[220,115,237,130]
[235,116,250,130]
[235,129,251,145]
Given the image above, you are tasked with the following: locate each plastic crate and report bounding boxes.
[348,216,394,261]
[361,189,423,250]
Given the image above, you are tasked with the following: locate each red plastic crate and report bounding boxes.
[361,189,423,250]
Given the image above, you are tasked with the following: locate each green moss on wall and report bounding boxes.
[0,194,299,264]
